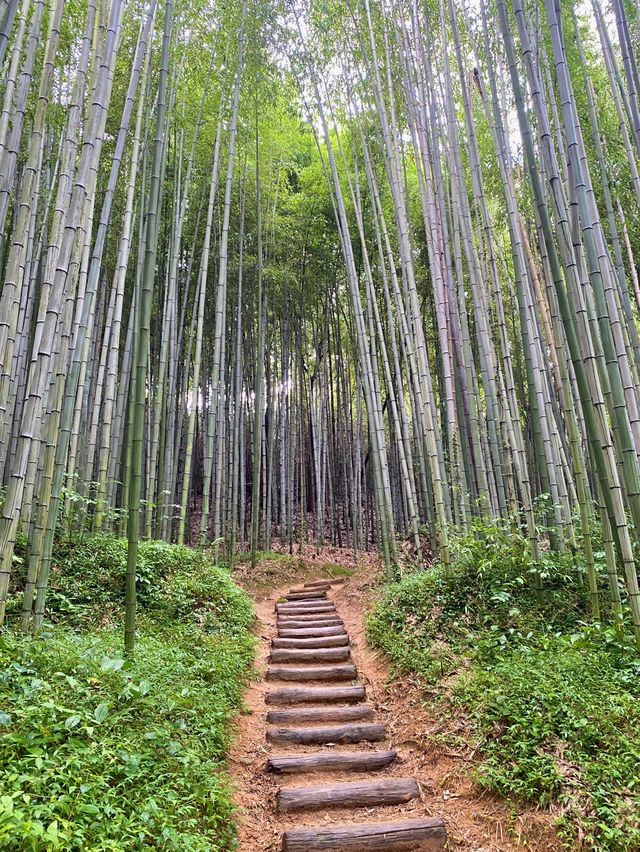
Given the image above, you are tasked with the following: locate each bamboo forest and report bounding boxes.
[2,0,640,848]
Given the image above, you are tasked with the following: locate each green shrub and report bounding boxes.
[159,559,253,635]
[18,535,248,628]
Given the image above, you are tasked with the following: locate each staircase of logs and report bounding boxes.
[264,578,448,851]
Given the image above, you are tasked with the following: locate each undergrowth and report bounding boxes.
[368,516,640,851]
[1,535,255,851]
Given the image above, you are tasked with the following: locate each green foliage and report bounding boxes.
[0,536,255,850]
[456,630,640,850]
[160,558,253,635]
[367,519,639,850]
[234,549,296,565]
[317,563,355,577]
[368,517,597,674]
[20,534,246,628]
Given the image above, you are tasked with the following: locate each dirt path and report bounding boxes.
[228,564,561,851]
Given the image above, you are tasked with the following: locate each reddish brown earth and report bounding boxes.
[228,553,562,851]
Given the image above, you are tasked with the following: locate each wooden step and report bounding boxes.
[276,612,342,624]
[267,748,395,774]
[265,685,366,705]
[282,818,447,851]
[277,618,343,629]
[284,591,327,601]
[266,723,385,745]
[272,635,349,649]
[305,578,345,587]
[277,623,344,632]
[277,778,419,813]
[279,596,335,604]
[266,704,373,725]
[276,602,336,613]
[300,581,332,590]
[276,609,338,618]
[278,607,338,615]
[269,647,350,664]
[278,625,345,638]
[266,664,357,682]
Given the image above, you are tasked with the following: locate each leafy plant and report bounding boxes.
[0,534,255,850]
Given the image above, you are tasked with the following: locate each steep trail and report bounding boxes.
[229,562,561,851]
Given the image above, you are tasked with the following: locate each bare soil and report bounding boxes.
[227,554,562,851]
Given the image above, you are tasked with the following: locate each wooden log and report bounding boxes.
[305,578,345,587]
[277,616,342,625]
[277,609,338,617]
[277,778,419,813]
[282,818,447,851]
[276,611,338,619]
[276,619,347,633]
[278,612,340,619]
[267,748,395,774]
[300,582,331,590]
[284,591,327,601]
[270,647,350,664]
[281,596,328,602]
[277,612,340,620]
[265,685,365,705]
[272,635,349,649]
[276,602,336,612]
[266,723,386,745]
[266,705,374,724]
[277,619,343,629]
[266,664,357,682]
[278,625,345,638]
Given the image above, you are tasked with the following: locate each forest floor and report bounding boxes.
[228,549,562,851]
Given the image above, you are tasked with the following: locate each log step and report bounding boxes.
[267,748,396,774]
[277,606,337,615]
[277,618,343,629]
[281,597,328,604]
[305,578,345,587]
[276,617,340,625]
[265,685,366,705]
[276,602,336,613]
[284,591,327,601]
[266,664,357,682]
[266,723,386,745]
[282,818,447,851]
[272,635,349,649]
[278,625,345,638]
[266,704,373,724]
[277,777,419,813]
[270,647,350,664]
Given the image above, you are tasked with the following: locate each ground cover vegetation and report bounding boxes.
[1,533,254,850]
[368,516,640,850]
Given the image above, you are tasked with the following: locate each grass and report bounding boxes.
[367,517,640,851]
[318,563,355,577]
[1,534,255,851]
